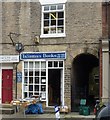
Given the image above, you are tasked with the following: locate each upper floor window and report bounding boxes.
[40,4,65,38]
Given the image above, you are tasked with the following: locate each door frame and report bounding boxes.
[46,60,64,107]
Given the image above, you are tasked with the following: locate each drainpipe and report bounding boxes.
[15,43,23,99]
[99,40,102,99]
[15,63,19,99]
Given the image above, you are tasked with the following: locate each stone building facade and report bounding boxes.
[1,1,103,111]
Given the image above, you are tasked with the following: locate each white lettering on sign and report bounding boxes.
[20,51,66,60]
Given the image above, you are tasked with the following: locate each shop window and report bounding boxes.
[41,4,65,38]
[23,61,46,101]
[23,60,64,101]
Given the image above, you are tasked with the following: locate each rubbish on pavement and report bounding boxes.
[60,106,69,113]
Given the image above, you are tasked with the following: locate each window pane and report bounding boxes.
[35,77,39,83]
[50,5,56,10]
[41,85,46,91]
[54,61,58,67]
[29,77,33,83]
[41,61,46,68]
[41,77,46,83]
[51,20,56,26]
[58,20,63,26]
[44,13,49,19]
[50,27,56,33]
[29,62,33,68]
[34,85,39,91]
[44,28,49,34]
[57,4,63,10]
[44,6,49,11]
[50,13,56,19]
[58,27,64,33]
[58,12,64,18]
[35,62,39,68]
[24,85,28,91]
[48,61,52,67]
[44,20,49,27]
[41,93,46,99]
[24,92,27,98]
[29,85,33,91]
[24,69,28,76]
[29,71,33,76]
[24,62,28,68]
[41,69,46,76]
[35,70,39,76]
[29,92,33,97]
[24,77,28,83]
[59,61,63,67]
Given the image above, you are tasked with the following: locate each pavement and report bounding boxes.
[1,111,95,120]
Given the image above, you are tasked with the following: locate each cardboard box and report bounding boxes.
[60,106,69,113]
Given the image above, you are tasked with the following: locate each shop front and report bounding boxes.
[20,51,66,107]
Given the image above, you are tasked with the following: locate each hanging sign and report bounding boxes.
[20,51,66,60]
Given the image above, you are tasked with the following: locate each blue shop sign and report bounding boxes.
[20,51,66,60]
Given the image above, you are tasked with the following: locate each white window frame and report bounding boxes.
[40,4,66,38]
